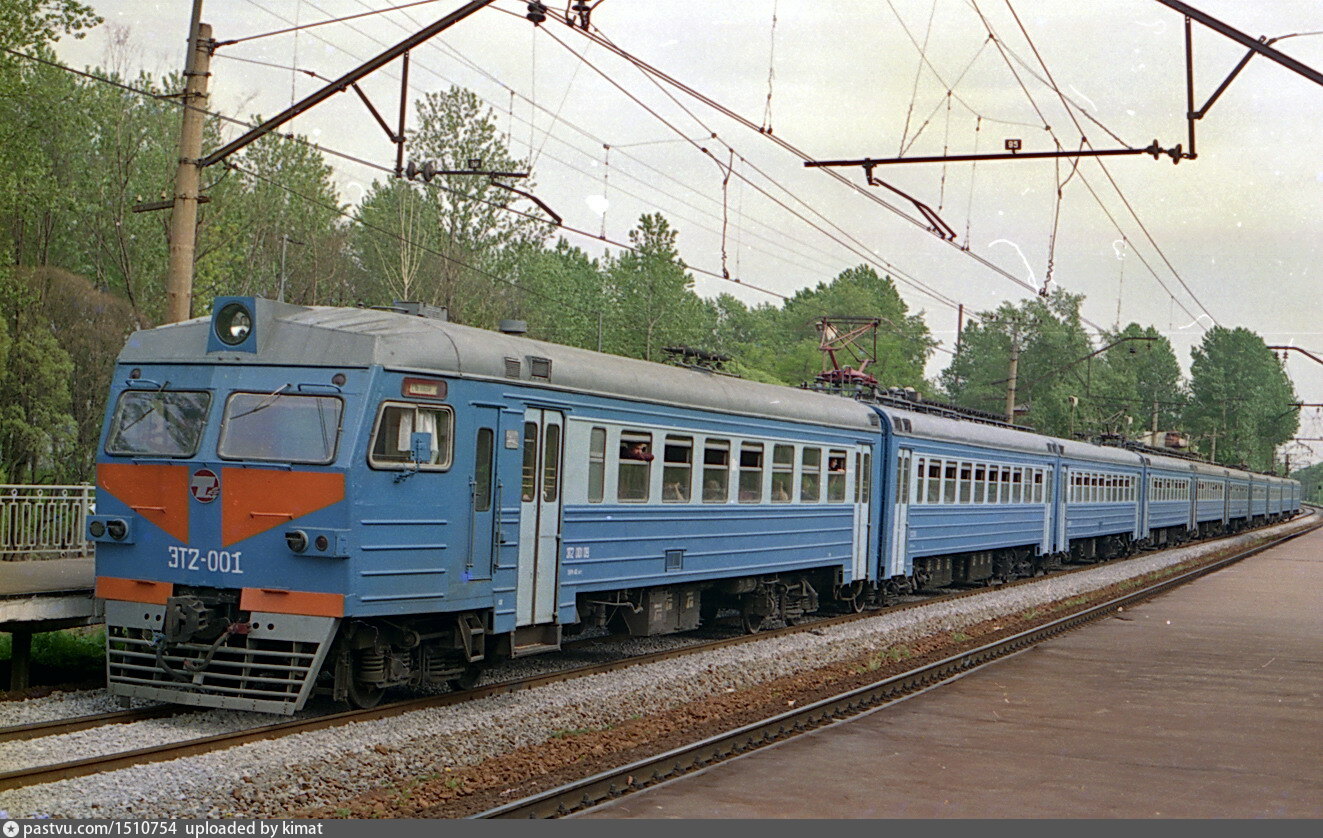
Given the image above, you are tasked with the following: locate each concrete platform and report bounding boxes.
[0,558,99,689]
[581,527,1323,818]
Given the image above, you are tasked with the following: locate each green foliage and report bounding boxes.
[1089,323,1184,436]
[940,291,1093,435]
[0,270,76,482]
[0,628,105,668]
[756,265,934,388]
[1183,327,1298,470]
[602,214,707,362]
[1291,461,1323,503]
[350,86,550,325]
[23,267,137,479]
[0,0,100,51]
[196,131,346,311]
[510,238,607,349]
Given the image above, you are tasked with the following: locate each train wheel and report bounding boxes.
[840,581,867,613]
[741,612,766,634]
[347,677,385,709]
[449,664,482,691]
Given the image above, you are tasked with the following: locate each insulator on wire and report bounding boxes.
[526,2,547,24]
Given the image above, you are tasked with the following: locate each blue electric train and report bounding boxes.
[89,298,1301,713]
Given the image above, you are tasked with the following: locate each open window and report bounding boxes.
[366,402,448,470]
[827,449,848,502]
[618,431,653,502]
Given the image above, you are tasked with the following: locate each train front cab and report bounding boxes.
[92,299,358,714]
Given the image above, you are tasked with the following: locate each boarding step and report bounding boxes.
[456,612,486,663]
[503,624,561,658]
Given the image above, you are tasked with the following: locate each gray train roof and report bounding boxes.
[876,401,1287,481]
[876,404,1143,467]
[117,302,879,433]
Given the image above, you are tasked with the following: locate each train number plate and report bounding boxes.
[167,546,245,574]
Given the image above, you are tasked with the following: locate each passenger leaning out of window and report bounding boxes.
[622,440,654,462]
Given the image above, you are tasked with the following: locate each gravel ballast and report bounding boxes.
[0,517,1310,819]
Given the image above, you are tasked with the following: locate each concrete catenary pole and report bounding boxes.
[165,5,212,323]
[1004,339,1020,425]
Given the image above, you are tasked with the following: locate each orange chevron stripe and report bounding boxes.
[97,463,190,544]
[221,469,345,547]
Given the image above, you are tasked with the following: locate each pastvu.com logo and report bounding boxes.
[4,818,20,837]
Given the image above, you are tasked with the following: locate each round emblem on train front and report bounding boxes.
[190,468,220,503]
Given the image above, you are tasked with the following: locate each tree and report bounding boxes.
[195,130,346,310]
[1089,323,1184,438]
[751,265,934,388]
[510,238,607,350]
[351,86,550,324]
[602,214,706,362]
[23,266,137,480]
[0,272,75,482]
[1184,327,1297,470]
[0,0,98,52]
[1291,460,1323,503]
[940,292,1094,436]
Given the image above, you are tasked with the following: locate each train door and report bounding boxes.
[1053,465,1069,553]
[851,448,871,580]
[1187,478,1197,532]
[467,409,500,579]
[1039,465,1052,553]
[1137,460,1150,539]
[517,408,564,626]
[888,448,912,576]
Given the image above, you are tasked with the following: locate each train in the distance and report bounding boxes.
[89,297,1301,713]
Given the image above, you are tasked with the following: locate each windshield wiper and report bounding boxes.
[115,381,172,435]
[229,384,291,421]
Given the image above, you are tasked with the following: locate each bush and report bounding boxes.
[0,627,105,668]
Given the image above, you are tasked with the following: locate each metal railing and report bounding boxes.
[0,484,95,561]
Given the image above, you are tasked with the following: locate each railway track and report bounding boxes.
[0,705,199,744]
[474,518,1322,818]
[1,516,1310,795]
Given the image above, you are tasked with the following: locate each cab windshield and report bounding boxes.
[219,391,343,464]
[105,390,211,457]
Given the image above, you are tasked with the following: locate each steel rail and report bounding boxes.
[0,515,1308,793]
[0,705,201,744]
[475,519,1322,819]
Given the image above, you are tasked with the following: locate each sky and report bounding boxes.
[54,0,1323,465]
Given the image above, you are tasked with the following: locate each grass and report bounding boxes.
[856,644,912,673]
[0,627,105,668]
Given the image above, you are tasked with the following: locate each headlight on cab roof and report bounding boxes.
[215,302,252,345]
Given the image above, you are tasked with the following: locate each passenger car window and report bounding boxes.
[588,427,606,503]
[739,443,764,503]
[663,436,693,503]
[827,449,847,502]
[801,447,821,503]
[618,431,653,502]
[703,440,730,503]
[771,444,794,503]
